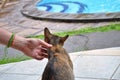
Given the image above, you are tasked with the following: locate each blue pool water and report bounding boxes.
[36,0,120,14]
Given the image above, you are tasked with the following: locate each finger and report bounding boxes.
[34,49,48,58]
[43,54,48,58]
[38,39,52,48]
[36,46,47,50]
[37,50,48,56]
[42,53,48,56]
[35,56,44,60]
[36,46,47,53]
[34,52,45,60]
[41,48,47,53]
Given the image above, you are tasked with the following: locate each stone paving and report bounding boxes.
[0,47,120,80]
[0,0,120,37]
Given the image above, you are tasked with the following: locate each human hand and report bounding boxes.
[12,36,52,60]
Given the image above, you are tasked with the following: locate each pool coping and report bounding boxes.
[21,0,120,21]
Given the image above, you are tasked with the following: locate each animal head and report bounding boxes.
[44,28,69,46]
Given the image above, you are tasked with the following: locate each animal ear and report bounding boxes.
[60,35,69,45]
[44,28,51,43]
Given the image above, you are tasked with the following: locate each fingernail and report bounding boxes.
[49,44,52,47]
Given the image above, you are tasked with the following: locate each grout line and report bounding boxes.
[70,53,120,56]
[0,63,17,73]
[2,73,40,76]
[69,49,120,56]
[30,29,44,36]
[75,76,110,80]
[8,21,44,29]
[110,64,120,79]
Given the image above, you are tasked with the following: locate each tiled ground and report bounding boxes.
[0,74,40,80]
[0,50,120,80]
[74,56,120,79]
[112,65,120,80]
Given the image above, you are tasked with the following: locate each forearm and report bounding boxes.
[0,28,52,60]
[0,28,27,51]
[0,28,12,45]
[12,35,27,52]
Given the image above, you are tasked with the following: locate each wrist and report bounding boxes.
[11,35,27,52]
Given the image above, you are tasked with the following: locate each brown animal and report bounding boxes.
[42,28,74,80]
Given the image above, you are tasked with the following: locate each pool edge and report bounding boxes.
[21,0,120,21]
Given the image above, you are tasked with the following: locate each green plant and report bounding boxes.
[31,23,120,39]
[1,23,120,64]
[0,55,31,65]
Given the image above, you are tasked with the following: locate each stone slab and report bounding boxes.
[0,22,8,27]
[4,54,76,74]
[0,45,25,59]
[112,65,120,80]
[0,63,17,73]
[39,77,108,80]
[75,78,105,80]
[4,59,48,75]
[86,31,120,50]
[74,56,120,79]
[70,55,79,61]
[1,55,120,80]
[0,73,40,80]
[39,77,105,80]
[16,29,42,36]
[70,47,120,56]
[64,31,120,53]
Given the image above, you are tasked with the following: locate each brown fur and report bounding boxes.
[42,28,74,80]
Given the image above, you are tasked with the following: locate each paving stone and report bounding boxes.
[70,47,120,56]
[86,31,120,50]
[39,77,104,80]
[4,55,77,75]
[0,45,25,59]
[0,73,40,80]
[0,25,13,30]
[5,59,48,76]
[0,22,8,27]
[0,63,17,73]
[74,56,120,79]
[63,31,120,53]
[0,0,120,38]
[64,35,88,53]
[1,25,24,33]
[70,55,79,61]
[16,29,42,36]
[19,20,43,29]
[75,78,105,80]
[7,27,25,33]
[39,77,106,80]
[112,65,120,80]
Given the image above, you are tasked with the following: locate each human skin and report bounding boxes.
[0,28,52,60]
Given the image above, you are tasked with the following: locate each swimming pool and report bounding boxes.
[36,0,120,14]
[21,0,120,21]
